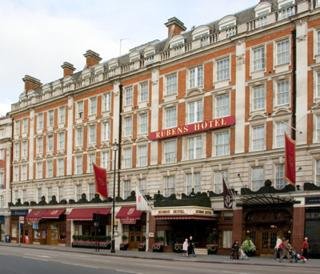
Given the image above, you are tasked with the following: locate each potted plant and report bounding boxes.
[206,233,218,255]
[241,238,256,257]
[120,234,129,250]
[152,236,164,252]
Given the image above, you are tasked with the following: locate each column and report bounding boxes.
[232,208,243,243]
[66,96,74,175]
[292,206,305,250]
[150,69,159,165]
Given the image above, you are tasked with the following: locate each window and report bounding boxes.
[165,73,177,96]
[216,57,230,82]
[13,166,19,182]
[77,101,84,118]
[57,158,64,177]
[137,144,148,167]
[76,128,83,147]
[215,93,230,118]
[22,119,28,134]
[36,161,42,179]
[316,71,320,99]
[317,30,320,56]
[316,115,320,142]
[123,147,132,169]
[76,185,82,201]
[75,156,83,175]
[101,151,109,169]
[138,178,147,194]
[37,113,44,130]
[22,140,28,159]
[102,93,111,112]
[187,135,203,160]
[47,160,53,178]
[275,164,285,189]
[252,46,265,72]
[21,164,27,181]
[88,183,95,200]
[164,175,175,196]
[37,137,43,155]
[164,140,176,164]
[316,160,320,186]
[123,180,131,199]
[48,110,54,128]
[186,172,201,194]
[88,125,96,145]
[214,170,228,194]
[276,39,290,65]
[139,113,148,134]
[278,2,295,20]
[14,143,20,160]
[14,120,20,135]
[187,100,203,124]
[139,81,149,103]
[188,65,203,89]
[101,121,110,142]
[0,171,4,189]
[0,149,4,160]
[58,107,66,124]
[58,132,65,151]
[87,153,96,173]
[123,116,132,137]
[47,135,53,153]
[251,167,264,191]
[215,130,230,156]
[124,86,133,106]
[47,187,53,201]
[252,125,265,151]
[223,231,232,248]
[0,195,4,208]
[277,79,289,106]
[251,85,265,111]
[275,121,288,148]
[89,97,97,115]
[164,106,177,128]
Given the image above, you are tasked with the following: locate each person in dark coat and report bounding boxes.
[231,240,240,260]
[188,236,196,257]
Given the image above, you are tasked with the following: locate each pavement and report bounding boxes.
[1,242,320,269]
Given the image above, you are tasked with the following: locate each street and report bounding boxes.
[0,246,319,274]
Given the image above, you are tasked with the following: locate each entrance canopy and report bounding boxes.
[26,208,65,222]
[67,207,111,221]
[116,206,142,224]
[237,194,299,207]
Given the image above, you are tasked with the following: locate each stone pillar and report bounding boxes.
[148,215,156,252]
[292,206,305,250]
[232,208,243,243]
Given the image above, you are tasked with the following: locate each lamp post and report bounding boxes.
[111,141,118,253]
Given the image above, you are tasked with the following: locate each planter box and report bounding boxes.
[72,240,111,249]
[207,244,218,255]
[174,243,183,253]
[152,242,164,252]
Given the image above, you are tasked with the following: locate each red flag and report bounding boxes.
[223,178,233,209]
[93,163,108,197]
[285,134,296,185]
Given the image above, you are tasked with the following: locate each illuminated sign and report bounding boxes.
[149,116,235,141]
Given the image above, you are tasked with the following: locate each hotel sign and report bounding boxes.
[148,116,235,141]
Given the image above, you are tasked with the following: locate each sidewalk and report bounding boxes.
[1,242,320,269]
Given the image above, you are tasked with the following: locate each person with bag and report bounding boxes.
[301,237,309,260]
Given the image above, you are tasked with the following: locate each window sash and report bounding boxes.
[89,125,96,145]
[252,85,265,111]
[189,65,204,88]
[58,107,65,124]
[165,107,177,128]
[37,114,44,130]
[101,151,109,169]
[275,164,285,189]
[58,132,65,150]
[214,171,228,194]
[215,94,230,118]
[252,167,264,191]
[139,113,148,134]
[216,57,230,81]
[166,73,177,95]
[76,128,83,146]
[47,161,53,177]
[87,153,96,173]
[139,82,148,102]
[276,122,288,148]
[90,97,97,115]
[103,93,111,112]
[124,87,133,106]
[124,117,132,137]
[187,100,203,124]
[123,180,131,199]
[48,111,54,127]
[164,140,176,163]
[164,176,175,196]
[316,160,320,186]
[215,131,230,156]
[252,125,265,151]
[77,102,84,118]
[253,46,265,72]
[277,39,290,65]
[57,159,64,176]
[47,136,53,152]
[76,156,82,175]
[137,144,148,167]
[188,136,202,160]
[123,148,132,168]
[102,122,110,141]
[277,79,289,106]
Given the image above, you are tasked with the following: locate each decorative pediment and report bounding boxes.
[272,107,291,117]
[249,112,267,121]
[192,25,210,40]
[219,15,236,31]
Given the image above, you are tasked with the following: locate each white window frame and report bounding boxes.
[214,130,230,156]
[123,179,131,199]
[22,119,28,134]
[164,175,175,197]
[186,172,201,194]
[252,46,265,72]
[188,65,204,89]
[251,124,265,151]
[276,38,290,66]
[123,147,132,169]
[123,116,132,137]
[77,101,84,119]
[102,93,111,112]
[124,86,133,107]
[57,158,64,177]
[48,110,54,128]
[275,164,285,189]
[276,79,290,106]
[251,84,265,112]
[75,155,83,175]
[164,106,177,129]
[76,127,83,147]
[187,100,203,124]
[139,81,149,103]
[315,159,320,186]
[58,106,66,124]
[251,166,265,191]
[88,124,96,146]
[165,73,178,96]
[163,139,176,164]
[47,160,53,178]
[47,134,54,153]
[315,114,320,143]
[275,121,289,148]
[87,152,96,173]
[216,57,230,82]
[37,113,44,131]
[214,170,228,194]
[215,93,230,118]
[101,121,110,142]
[58,132,65,151]
[138,112,148,135]
[89,97,97,116]
[137,143,148,167]
[36,161,42,179]
[187,135,203,160]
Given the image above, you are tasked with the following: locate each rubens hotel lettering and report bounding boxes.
[149,116,235,140]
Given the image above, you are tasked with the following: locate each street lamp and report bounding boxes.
[111,141,119,253]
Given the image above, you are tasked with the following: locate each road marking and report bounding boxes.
[115,269,144,274]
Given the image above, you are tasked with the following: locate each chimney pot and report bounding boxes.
[61,62,75,77]
[22,75,42,93]
[165,17,186,38]
[84,50,102,68]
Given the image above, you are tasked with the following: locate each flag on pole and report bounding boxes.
[284,134,296,185]
[223,178,233,209]
[136,186,151,212]
[93,163,108,198]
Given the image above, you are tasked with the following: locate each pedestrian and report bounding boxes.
[301,237,309,260]
[231,240,240,260]
[188,236,196,257]
[279,238,290,262]
[182,238,188,256]
[274,235,283,260]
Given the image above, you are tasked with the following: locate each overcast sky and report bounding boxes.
[0,0,258,116]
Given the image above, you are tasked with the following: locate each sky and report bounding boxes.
[0,0,258,116]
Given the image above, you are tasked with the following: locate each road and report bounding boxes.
[0,246,318,274]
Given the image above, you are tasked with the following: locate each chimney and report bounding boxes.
[84,50,102,68]
[61,62,75,77]
[22,75,42,93]
[165,17,186,38]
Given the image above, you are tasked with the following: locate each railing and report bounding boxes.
[277,5,297,21]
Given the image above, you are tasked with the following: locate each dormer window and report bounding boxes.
[192,26,210,41]
[129,51,140,63]
[144,45,156,58]
[278,0,295,20]
[255,1,271,18]
[218,15,237,38]
[108,59,119,70]
[169,35,185,49]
